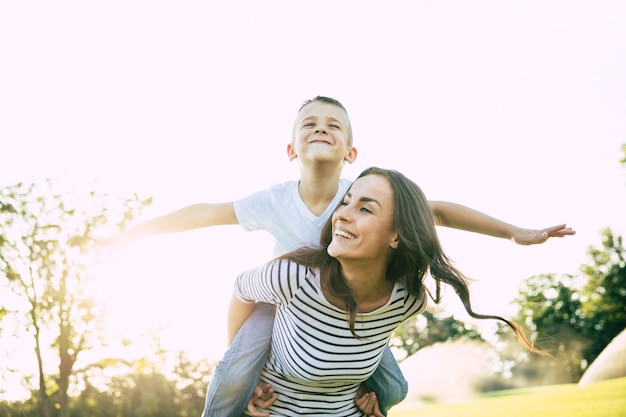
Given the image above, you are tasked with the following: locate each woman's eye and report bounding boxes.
[360,206,372,214]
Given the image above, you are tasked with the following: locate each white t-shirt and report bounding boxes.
[234,259,427,416]
[234,179,352,256]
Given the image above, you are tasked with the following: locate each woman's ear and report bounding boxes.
[390,234,399,249]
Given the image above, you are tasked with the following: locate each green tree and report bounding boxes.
[504,229,626,385]
[70,345,213,417]
[170,351,214,417]
[0,177,150,417]
[390,310,483,360]
[508,273,588,383]
[579,228,626,364]
[0,395,42,417]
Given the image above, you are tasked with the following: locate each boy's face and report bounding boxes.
[288,101,356,165]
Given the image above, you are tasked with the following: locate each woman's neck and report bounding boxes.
[336,262,394,313]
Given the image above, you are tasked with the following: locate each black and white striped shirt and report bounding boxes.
[234,259,427,416]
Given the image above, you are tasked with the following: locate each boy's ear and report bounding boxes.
[287,143,298,161]
[344,146,358,164]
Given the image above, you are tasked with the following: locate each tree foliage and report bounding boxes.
[391,310,483,360]
[0,177,151,417]
[579,228,626,363]
[1,350,213,417]
[508,273,588,383]
[505,229,626,385]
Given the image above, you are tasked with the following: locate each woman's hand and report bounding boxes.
[246,381,278,417]
[355,383,384,417]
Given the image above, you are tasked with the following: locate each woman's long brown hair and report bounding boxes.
[280,167,543,354]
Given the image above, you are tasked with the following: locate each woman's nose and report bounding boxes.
[335,205,352,222]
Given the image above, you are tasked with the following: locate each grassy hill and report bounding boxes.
[390,377,626,417]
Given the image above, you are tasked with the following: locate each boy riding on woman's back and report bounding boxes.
[101,96,574,416]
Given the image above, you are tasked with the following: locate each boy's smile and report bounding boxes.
[288,101,355,165]
[309,137,333,145]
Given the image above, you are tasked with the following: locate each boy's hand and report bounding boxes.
[511,224,576,245]
[355,383,384,417]
[246,381,278,417]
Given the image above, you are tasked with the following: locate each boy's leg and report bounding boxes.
[202,303,275,417]
[365,344,408,416]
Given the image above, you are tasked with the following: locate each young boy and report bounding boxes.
[102,96,574,416]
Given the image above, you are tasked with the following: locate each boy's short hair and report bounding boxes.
[298,96,348,113]
[295,96,353,147]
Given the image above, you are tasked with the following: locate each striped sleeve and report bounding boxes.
[403,288,427,321]
[233,259,306,306]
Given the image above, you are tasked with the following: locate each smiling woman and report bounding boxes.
[328,174,398,268]
[225,167,540,417]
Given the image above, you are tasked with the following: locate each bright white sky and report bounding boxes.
[1,0,626,399]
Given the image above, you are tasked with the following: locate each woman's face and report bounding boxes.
[327,174,398,263]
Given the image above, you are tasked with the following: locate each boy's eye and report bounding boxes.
[329,124,340,129]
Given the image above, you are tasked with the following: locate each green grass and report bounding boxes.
[389,377,626,417]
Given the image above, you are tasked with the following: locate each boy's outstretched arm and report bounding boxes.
[99,202,239,250]
[429,201,576,245]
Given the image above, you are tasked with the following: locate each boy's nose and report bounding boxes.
[315,126,328,134]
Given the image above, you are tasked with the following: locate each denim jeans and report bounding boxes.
[365,344,408,416]
[201,303,274,417]
[201,303,407,417]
